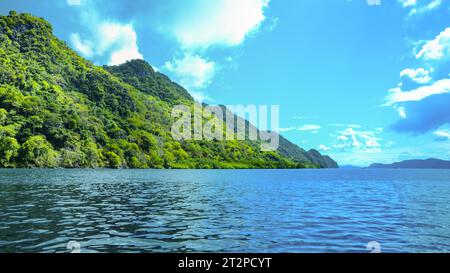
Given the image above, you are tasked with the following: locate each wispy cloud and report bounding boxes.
[164,54,216,90]
[398,0,417,8]
[416,27,450,61]
[65,0,274,101]
[279,124,321,133]
[386,25,450,133]
[398,0,443,16]
[386,78,450,105]
[318,144,331,151]
[66,0,81,6]
[433,129,450,141]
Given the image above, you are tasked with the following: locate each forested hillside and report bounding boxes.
[0,11,337,169]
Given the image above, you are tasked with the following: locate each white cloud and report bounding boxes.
[168,0,270,49]
[100,23,143,65]
[396,106,407,118]
[416,27,450,60]
[318,144,331,151]
[158,0,273,100]
[400,68,432,84]
[70,22,143,65]
[385,79,450,105]
[333,128,382,153]
[385,27,450,125]
[434,129,450,141]
[66,0,81,6]
[164,54,216,90]
[405,0,442,16]
[70,33,93,57]
[398,0,417,7]
[278,124,321,133]
[278,127,294,132]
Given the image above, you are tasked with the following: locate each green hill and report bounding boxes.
[0,11,337,169]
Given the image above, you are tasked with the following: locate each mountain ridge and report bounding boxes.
[369,158,450,169]
[0,11,337,169]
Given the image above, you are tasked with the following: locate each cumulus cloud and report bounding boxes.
[67,2,143,65]
[101,23,144,65]
[163,54,216,90]
[154,0,272,100]
[167,0,270,49]
[400,68,432,84]
[329,123,362,128]
[390,93,450,133]
[71,22,143,65]
[332,128,382,153]
[416,27,450,61]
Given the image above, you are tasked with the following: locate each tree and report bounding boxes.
[60,148,83,168]
[147,150,164,168]
[122,142,147,168]
[0,136,20,167]
[19,136,59,167]
[0,108,7,124]
[102,150,122,169]
[82,141,100,168]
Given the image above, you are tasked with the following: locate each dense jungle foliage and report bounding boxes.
[0,11,337,169]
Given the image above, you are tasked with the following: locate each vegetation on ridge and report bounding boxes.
[0,11,337,169]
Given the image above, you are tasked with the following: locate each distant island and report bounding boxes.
[369,158,450,169]
[0,11,337,169]
[339,165,362,169]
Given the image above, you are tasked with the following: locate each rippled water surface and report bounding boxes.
[1,169,450,253]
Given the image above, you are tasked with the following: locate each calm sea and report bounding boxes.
[1,169,450,253]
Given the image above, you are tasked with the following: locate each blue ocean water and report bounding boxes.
[0,169,450,253]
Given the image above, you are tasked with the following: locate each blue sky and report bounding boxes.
[1,0,449,166]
